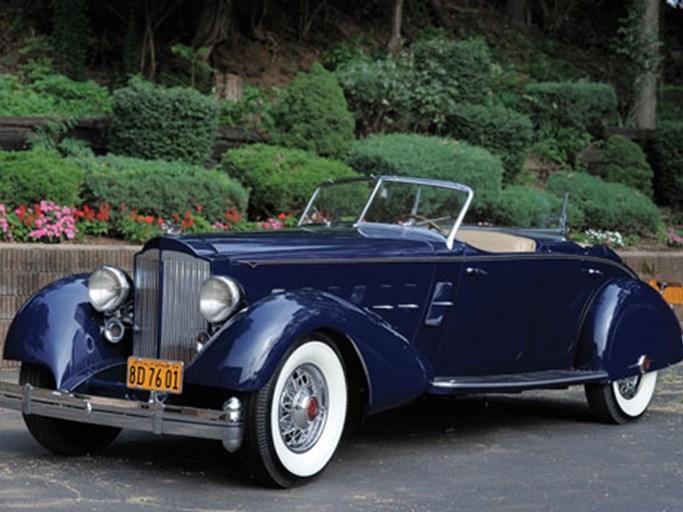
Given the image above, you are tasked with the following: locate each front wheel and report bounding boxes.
[241,333,348,487]
[585,371,658,424]
[19,363,121,455]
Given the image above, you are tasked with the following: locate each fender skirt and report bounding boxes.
[2,275,129,391]
[184,291,431,413]
[576,279,683,381]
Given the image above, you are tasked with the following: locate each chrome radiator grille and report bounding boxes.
[133,250,211,364]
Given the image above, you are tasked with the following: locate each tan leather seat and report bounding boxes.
[456,229,536,253]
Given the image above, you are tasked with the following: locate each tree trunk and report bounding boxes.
[634,0,660,130]
[429,0,452,28]
[505,0,527,26]
[387,0,404,56]
[191,0,235,50]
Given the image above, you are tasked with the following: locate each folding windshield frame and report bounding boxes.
[298,176,474,251]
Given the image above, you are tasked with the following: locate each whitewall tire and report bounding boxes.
[585,371,658,424]
[242,333,347,487]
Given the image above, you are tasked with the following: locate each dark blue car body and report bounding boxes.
[2,176,681,486]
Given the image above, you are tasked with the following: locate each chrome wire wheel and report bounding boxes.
[615,375,641,400]
[278,363,329,453]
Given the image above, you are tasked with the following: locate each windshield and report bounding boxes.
[298,176,473,246]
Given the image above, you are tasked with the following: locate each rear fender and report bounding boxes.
[576,279,683,380]
[184,290,430,413]
[2,275,129,390]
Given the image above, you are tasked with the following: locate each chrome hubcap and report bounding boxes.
[616,375,641,400]
[278,364,328,453]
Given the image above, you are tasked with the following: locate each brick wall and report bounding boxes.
[0,244,139,367]
[0,246,680,367]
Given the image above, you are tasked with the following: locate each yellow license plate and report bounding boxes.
[127,357,184,394]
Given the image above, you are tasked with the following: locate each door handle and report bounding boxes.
[466,267,488,276]
[582,268,603,277]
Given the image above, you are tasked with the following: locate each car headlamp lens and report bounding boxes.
[199,276,241,323]
[88,266,131,313]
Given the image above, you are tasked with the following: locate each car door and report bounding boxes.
[432,257,540,377]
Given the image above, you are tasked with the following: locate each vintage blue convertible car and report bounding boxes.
[1,176,682,487]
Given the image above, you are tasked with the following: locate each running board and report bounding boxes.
[429,370,609,395]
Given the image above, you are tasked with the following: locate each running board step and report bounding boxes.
[429,370,609,395]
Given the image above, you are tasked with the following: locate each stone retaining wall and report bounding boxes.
[0,245,680,366]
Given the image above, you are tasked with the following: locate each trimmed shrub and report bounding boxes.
[336,57,413,136]
[411,37,491,130]
[346,134,503,216]
[547,171,660,235]
[524,81,618,132]
[270,63,355,159]
[0,149,84,206]
[74,155,248,221]
[492,185,584,228]
[222,144,359,218]
[652,122,683,210]
[0,74,111,116]
[591,135,654,197]
[109,78,218,165]
[444,103,534,183]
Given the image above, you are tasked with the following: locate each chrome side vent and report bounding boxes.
[133,250,211,364]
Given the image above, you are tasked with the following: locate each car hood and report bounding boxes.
[140,225,445,264]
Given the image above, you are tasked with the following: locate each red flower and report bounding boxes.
[145,216,154,224]
[157,218,164,225]
[196,205,203,212]
[278,213,286,220]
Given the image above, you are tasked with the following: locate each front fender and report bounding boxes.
[3,275,129,390]
[576,279,683,380]
[184,291,431,413]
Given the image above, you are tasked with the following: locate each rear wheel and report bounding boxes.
[241,333,348,487]
[20,363,121,455]
[585,371,658,424]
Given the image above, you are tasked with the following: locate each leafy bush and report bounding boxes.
[222,144,359,218]
[591,135,653,197]
[0,73,111,116]
[652,122,683,210]
[336,57,412,136]
[411,37,492,130]
[346,134,503,216]
[492,185,584,228]
[0,149,84,205]
[444,103,534,183]
[74,155,248,221]
[547,171,660,235]
[109,78,218,165]
[270,64,355,159]
[524,81,618,132]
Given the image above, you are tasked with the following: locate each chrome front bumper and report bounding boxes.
[0,381,244,452]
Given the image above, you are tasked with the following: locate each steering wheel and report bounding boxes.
[397,213,444,233]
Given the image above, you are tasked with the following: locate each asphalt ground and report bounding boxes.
[1,365,683,512]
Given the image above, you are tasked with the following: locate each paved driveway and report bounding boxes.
[1,366,683,512]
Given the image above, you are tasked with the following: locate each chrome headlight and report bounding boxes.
[199,276,241,323]
[88,266,131,313]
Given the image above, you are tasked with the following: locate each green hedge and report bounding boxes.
[411,37,492,130]
[0,74,111,116]
[109,78,218,165]
[336,57,412,136]
[492,185,585,229]
[591,135,653,197]
[270,63,355,159]
[346,134,503,216]
[652,122,683,210]
[74,155,248,221]
[444,103,533,183]
[524,81,618,132]
[222,144,359,217]
[0,149,84,205]
[547,171,660,235]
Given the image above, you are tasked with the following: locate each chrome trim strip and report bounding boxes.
[397,304,419,309]
[237,254,637,278]
[0,381,243,449]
